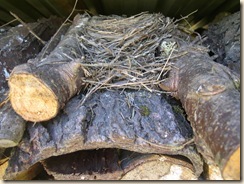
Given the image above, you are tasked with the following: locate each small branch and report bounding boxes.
[40,0,79,59]
[0,19,17,28]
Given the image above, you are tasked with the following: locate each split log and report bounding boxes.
[159,44,240,180]
[3,90,203,180]
[8,14,88,122]
[0,17,65,148]
[41,149,198,180]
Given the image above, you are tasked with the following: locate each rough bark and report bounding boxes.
[159,45,240,180]
[41,149,198,180]
[4,90,203,180]
[8,14,88,122]
[0,17,65,148]
[203,11,240,76]
[0,102,26,148]
[0,16,63,95]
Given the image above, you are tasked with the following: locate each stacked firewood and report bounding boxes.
[0,12,240,180]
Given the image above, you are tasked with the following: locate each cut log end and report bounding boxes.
[9,74,59,122]
[222,146,240,180]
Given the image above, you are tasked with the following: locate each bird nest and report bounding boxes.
[69,13,193,104]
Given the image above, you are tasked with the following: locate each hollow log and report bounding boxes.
[0,17,65,148]
[8,14,88,122]
[3,90,203,180]
[42,149,123,180]
[159,45,240,180]
[41,149,198,180]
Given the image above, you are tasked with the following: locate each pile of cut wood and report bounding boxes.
[0,12,240,180]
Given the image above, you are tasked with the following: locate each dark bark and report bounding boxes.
[203,11,240,75]
[0,16,65,148]
[0,16,64,95]
[42,149,123,180]
[159,44,240,180]
[8,14,88,122]
[4,90,203,180]
[41,149,197,180]
[0,102,26,148]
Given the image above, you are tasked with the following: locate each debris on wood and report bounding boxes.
[8,12,192,122]
[1,11,240,181]
[0,16,64,95]
[159,43,240,180]
[0,16,65,148]
[3,90,203,180]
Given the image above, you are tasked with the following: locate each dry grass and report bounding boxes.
[72,12,192,105]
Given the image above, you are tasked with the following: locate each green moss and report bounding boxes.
[172,105,184,115]
[139,105,151,116]
[233,80,240,91]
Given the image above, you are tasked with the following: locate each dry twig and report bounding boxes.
[71,13,191,104]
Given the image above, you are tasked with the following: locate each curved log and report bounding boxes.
[3,90,203,180]
[41,149,198,180]
[159,45,240,180]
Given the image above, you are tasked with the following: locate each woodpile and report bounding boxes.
[0,11,240,180]
[0,16,64,148]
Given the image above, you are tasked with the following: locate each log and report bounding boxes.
[0,16,65,148]
[159,44,240,180]
[42,149,123,180]
[0,16,63,95]
[120,151,197,180]
[41,149,198,180]
[204,163,223,180]
[8,14,88,122]
[3,90,203,180]
[0,102,26,148]
[203,11,240,76]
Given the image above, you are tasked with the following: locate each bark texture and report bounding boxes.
[159,44,240,180]
[203,11,240,76]
[8,15,87,122]
[0,17,64,148]
[41,149,198,180]
[0,102,26,148]
[0,16,63,95]
[4,90,203,180]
